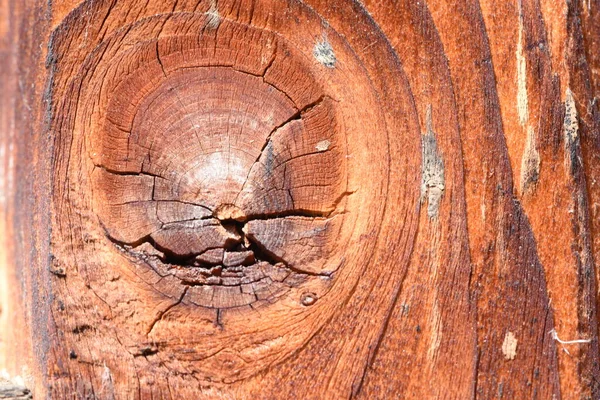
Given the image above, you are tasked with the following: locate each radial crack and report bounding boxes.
[146,287,188,336]
[93,164,164,179]
[234,95,331,203]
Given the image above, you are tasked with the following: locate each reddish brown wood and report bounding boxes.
[0,0,599,398]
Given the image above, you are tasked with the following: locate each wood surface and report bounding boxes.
[0,0,599,398]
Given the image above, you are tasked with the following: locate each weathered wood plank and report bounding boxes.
[0,0,598,398]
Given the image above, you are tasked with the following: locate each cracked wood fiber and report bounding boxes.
[0,0,599,398]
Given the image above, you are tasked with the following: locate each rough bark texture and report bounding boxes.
[0,0,599,399]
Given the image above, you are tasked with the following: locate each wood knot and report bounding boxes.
[47,2,386,384]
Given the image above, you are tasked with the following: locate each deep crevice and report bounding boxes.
[104,189,354,271]
[216,218,286,267]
